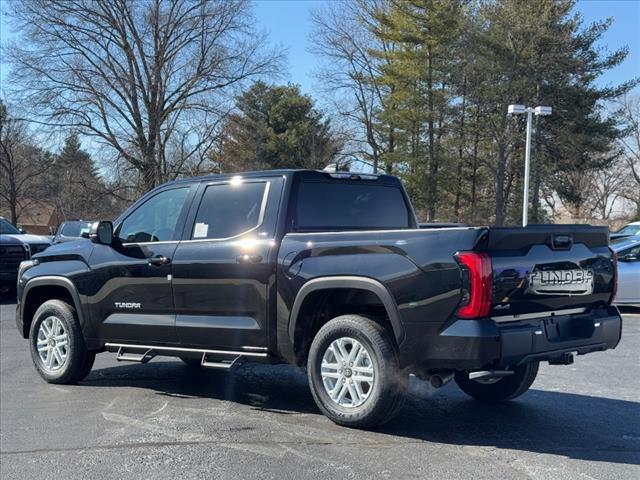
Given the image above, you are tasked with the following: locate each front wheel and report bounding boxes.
[307,315,407,428]
[29,299,95,384]
[454,361,539,402]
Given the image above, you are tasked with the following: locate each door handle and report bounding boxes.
[236,254,262,264]
[148,255,171,266]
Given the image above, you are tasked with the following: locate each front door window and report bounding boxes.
[118,187,190,243]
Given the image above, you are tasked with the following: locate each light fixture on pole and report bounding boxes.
[508,104,552,226]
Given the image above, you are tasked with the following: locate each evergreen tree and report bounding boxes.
[48,133,108,220]
[213,82,341,172]
[313,0,636,224]
[368,0,465,220]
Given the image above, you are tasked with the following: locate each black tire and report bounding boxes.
[76,351,96,381]
[179,356,202,368]
[454,361,539,402]
[29,299,95,384]
[307,314,407,428]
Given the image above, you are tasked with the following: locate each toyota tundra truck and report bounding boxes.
[15,170,621,428]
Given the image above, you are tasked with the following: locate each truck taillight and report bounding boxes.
[610,249,618,305]
[455,252,492,319]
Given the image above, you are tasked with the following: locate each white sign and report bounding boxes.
[193,222,209,238]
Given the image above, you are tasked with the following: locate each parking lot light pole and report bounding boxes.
[508,104,552,226]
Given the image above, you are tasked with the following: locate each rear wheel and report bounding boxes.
[29,299,95,384]
[454,361,539,402]
[307,314,407,428]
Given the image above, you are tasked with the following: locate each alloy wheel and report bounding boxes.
[320,337,375,408]
[36,316,69,372]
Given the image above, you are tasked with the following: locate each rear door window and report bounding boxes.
[295,181,411,231]
[191,181,268,239]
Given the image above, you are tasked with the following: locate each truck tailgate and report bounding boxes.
[485,225,615,320]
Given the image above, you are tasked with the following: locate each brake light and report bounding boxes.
[455,252,492,319]
[610,249,618,305]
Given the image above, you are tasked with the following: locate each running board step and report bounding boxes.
[105,343,269,365]
[201,353,243,370]
[116,346,156,363]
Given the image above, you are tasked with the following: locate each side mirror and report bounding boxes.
[89,221,114,245]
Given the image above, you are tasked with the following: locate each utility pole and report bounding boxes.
[508,104,552,226]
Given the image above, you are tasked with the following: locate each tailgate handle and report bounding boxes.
[551,234,573,250]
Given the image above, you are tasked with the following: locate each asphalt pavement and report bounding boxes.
[1,300,638,480]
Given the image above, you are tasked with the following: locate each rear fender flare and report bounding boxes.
[288,276,405,345]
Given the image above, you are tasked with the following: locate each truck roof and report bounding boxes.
[165,169,401,187]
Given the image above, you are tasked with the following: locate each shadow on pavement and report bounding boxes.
[86,360,640,466]
[618,306,640,315]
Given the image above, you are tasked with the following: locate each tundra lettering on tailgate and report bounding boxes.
[526,269,594,296]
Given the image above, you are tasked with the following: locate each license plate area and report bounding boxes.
[543,315,594,342]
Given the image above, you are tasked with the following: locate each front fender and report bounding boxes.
[17,260,92,343]
[18,276,83,336]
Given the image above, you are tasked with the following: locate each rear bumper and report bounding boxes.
[498,307,621,366]
[405,306,622,370]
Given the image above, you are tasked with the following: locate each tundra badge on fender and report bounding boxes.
[114,302,141,309]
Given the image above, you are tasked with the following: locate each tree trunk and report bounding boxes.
[385,127,395,175]
[454,80,467,222]
[9,172,18,224]
[10,192,18,225]
[426,48,437,221]
[141,154,158,192]
[495,144,506,226]
[531,167,542,223]
[531,115,542,223]
[469,113,480,224]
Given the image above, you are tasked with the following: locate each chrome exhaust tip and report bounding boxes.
[430,371,454,389]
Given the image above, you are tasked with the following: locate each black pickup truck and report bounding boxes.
[15,170,621,427]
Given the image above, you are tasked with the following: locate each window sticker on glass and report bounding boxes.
[194,222,209,238]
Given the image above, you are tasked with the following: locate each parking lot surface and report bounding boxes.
[1,300,638,480]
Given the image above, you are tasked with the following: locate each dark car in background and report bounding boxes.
[0,217,51,293]
[53,220,94,244]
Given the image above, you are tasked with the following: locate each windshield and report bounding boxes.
[0,218,21,235]
[616,224,640,235]
[60,221,92,237]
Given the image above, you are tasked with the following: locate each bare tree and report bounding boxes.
[0,101,50,224]
[310,0,395,173]
[617,95,640,218]
[6,0,281,193]
[586,158,632,220]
